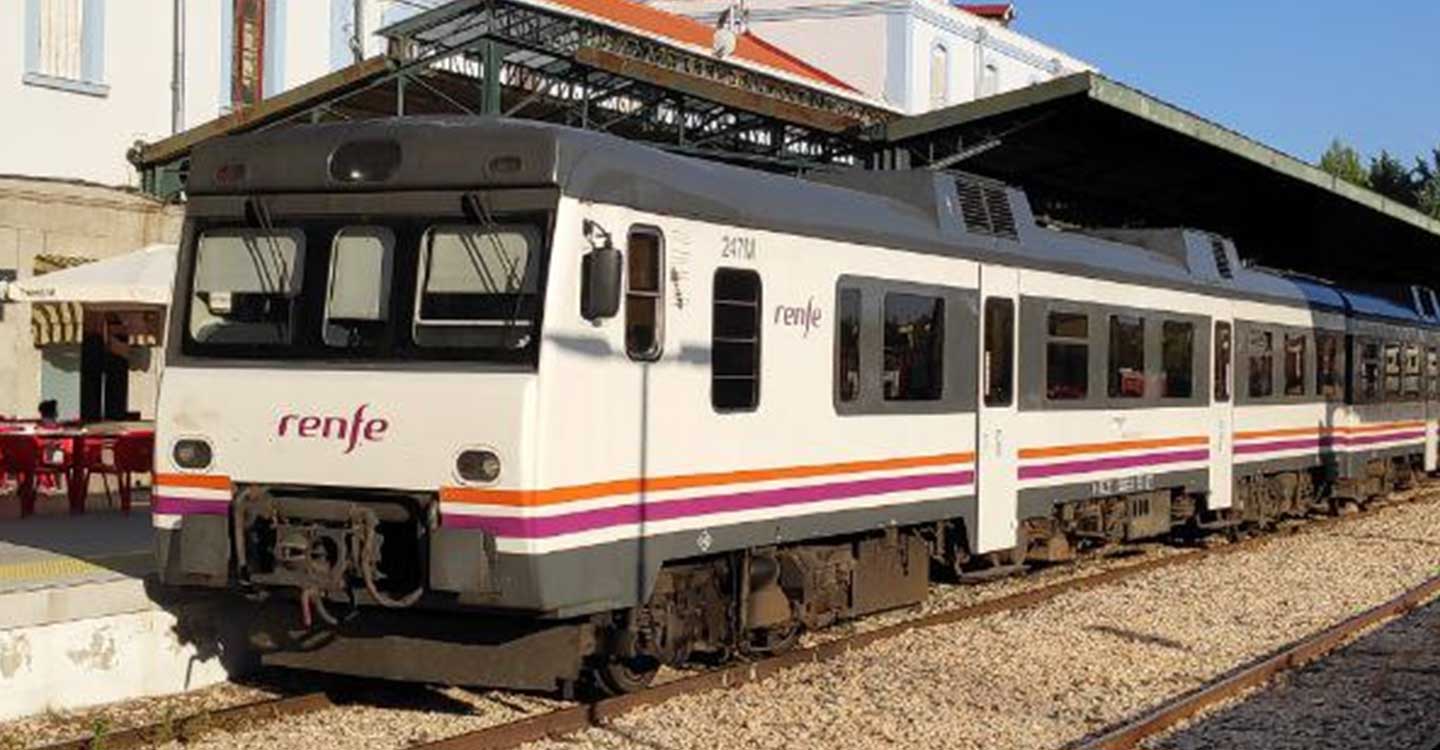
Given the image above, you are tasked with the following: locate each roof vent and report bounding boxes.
[955,176,1018,240]
[1209,236,1234,279]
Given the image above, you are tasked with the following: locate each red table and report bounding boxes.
[1,422,154,516]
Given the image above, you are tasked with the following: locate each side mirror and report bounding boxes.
[581,247,623,320]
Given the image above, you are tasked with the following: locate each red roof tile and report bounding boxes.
[955,3,1016,23]
[540,0,861,93]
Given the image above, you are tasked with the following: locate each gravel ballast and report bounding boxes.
[525,498,1440,750]
[1144,598,1440,750]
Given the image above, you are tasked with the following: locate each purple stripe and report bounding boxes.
[444,470,975,538]
[1237,431,1425,456]
[1344,430,1426,447]
[152,495,230,516]
[1018,449,1210,481]
[1236,437,1336,455]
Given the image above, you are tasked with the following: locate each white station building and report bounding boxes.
[646,0,1094,114]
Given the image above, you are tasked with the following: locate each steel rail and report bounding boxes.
[1076,574,1440,750]
[31,692,334,750]
[409,492,1437,750]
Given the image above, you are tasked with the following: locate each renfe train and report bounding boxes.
[154,117,1440,694]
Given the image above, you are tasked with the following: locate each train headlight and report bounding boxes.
[456,450,502,484]
[173,439,214,470]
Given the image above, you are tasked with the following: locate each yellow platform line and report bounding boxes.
[0,551,151,585]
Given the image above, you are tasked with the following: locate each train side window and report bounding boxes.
[1359,340,1381,401]
[712,269,762,411]
[983,298,1014,407]
[1247,329,1274,398]
[625,228,664,361]
[1047,311,1089,400]
[1428,347,1439,398]
[1384,342,1402,397]
[1316,331,1344,400]
[1283,333,1307,396]
[836,288,861,402]
[1214,321,1232,402]
[1403,343,1422,398]
[1108,314,1145,399]
[1160,321,1194,398]
[883,293,945,401]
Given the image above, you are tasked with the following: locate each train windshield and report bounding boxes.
[182,214,550,365]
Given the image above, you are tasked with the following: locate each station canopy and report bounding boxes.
[130,0,1440,287]
[885,73,1440,285]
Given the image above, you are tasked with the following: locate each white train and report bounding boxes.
[152,118,1439,694]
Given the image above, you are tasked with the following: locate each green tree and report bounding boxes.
[1319,139,1370,187]
[1417,148,1440,219]
[1368,150,1421,207]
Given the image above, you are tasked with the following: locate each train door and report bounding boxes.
[1425,340,1438,472]
[976,265,1020,553]
[1209,314,1235,510]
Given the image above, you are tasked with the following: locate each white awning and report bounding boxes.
[4,244,176,306]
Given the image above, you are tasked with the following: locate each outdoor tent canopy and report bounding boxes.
[2,244,177,306]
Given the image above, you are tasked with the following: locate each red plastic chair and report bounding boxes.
[0,434,69,518]
[86,433,154,514]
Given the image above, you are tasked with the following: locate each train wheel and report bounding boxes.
[594,655,660,695]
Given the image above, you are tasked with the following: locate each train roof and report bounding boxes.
[189,117,1425,323]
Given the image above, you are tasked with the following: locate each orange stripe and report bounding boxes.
[1236,421,1428,440]
[1019,436,1209,460]
[1235,426,1327,440]
[441,452,976,507]
[154,473,232,490]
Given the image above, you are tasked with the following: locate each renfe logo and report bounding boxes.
[277,404,390,455]
[774,297,823,338]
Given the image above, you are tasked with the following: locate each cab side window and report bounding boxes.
[625,228,664,361]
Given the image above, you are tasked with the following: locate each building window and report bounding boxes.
[1247,329,1274,398]
[1214,321,1231,402]
[883,294,944,401]
[1359,340,1381,401]
[929,44,949,110]
[1160,321,1194,399]
[24,0,107,96]
[1046,311,1088,400]
[1283,333,1306,396]
[625,228,664,361]
[1108,314,1145,399]
[983,298,1013,407]
[836,288,861,403]
[980,62,1000,97]
[1316,331,1343,400]
[712,269,761,411]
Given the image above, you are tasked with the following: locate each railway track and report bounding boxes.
[25,490,1434,750]
[403,492,1438,750]
[31,692,334,750]
[1074,573,1440,750]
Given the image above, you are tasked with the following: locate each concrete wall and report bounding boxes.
[649,0,1095,114]
[0,578,249,722]
[0,177,182,419]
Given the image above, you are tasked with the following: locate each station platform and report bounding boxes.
[0,493,251,721]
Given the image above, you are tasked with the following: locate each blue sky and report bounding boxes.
[1016,1,1440,167]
